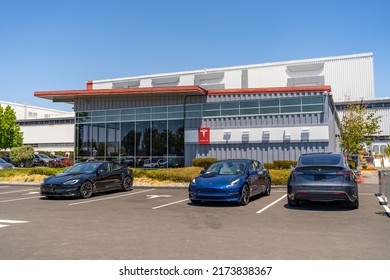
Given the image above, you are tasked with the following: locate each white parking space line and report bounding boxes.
[0,196,41,203]
[152,198,189,210]
[68,189,155,206]
[256,194,287,214]
[0,219,29,224]
[0,219,29,229]
[0,188,37,195]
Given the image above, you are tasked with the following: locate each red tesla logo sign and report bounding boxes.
[198,127,210,144]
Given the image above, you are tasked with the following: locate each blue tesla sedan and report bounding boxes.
[188,159,271,205]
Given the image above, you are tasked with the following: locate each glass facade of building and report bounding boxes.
[75,96,324,167]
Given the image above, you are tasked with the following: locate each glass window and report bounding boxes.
[152,120,167,157]
[302,96,323,104]
[107,123,120,157]
[260,100,279,107]
[152,112,167,120]
[152,107,167,113]
[221,102,239,109]
[186,111,202,118]
[92,116,105,123]
[221,109,239,116]
[136,108,151,114]
[203,103,220,110]
[168,105,183,112]
[240,100,258,108]
[77,124,91,157]
[91,110,105,117]
[121,108,135,114]
[121,122,135,157]
[240,108,259,115]
[106,109,120,116]
[186,104,202,111]
[121,114,135,121]
[302,105,323,112]
[281,106,301,113]
[281,98,300,106]
[77,112,90,123]
[92,123,106,158]
[203,110,221,117]
[168,112,184,119]
[168,120,184,157]
[260,107,279,114]
[106,115,121,122]
[135,121,150,157]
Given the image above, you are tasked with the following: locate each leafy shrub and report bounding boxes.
[192,158,218,169]
[10,146,34,164]
[131,167,203,182]
[269,169,291,185]
[264,163,274,169]
[272,160,297,170]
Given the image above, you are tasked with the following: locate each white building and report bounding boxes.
[0,101,74,152]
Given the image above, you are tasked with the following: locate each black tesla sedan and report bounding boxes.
[40,161,133,199]
[287,153,359,209]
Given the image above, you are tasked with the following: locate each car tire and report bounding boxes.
[122,176,133,191]
[264,178,271,196]
[288,197,299,207]
[79,181,93,199]
[348,198,359,209]
[239,184,250,206]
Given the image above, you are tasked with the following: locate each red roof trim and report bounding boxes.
[207,86,331,95]
[34,85,207,98]
[34,85,331,101]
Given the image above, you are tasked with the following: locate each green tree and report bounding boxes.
[340,104,381,157]
[0,105,23,150]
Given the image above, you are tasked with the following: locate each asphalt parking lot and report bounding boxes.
[0,173,389,260]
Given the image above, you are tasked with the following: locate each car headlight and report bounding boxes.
[191,178,197,185]
[227,179,240,187]
[0,166,3,170]
[63,179,80,185]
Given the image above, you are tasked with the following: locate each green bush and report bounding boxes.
[131,167,203,182]
[192,158,218,169]
[272,160,297,170]
[269,169,291,185]
[10,146,34,164]
[264,162,274,169]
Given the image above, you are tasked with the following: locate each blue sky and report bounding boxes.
[0,0,389,111]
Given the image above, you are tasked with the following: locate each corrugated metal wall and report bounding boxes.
[185,142,330,165]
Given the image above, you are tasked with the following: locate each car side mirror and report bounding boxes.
[97,169,106,175]
[200,170,206,175]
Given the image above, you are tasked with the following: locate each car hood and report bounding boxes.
[194,174,244,187]
[43,173,89,184]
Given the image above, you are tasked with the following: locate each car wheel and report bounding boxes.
[79,181,93,199]
[264,178,271,196]
[239,184,250,206]
[288,196,299,207]
[348,198,359,209]
[122,176,133,191]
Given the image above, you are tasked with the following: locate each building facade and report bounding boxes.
[0,101,74,152]
[35,86,339,166]
[35,52,388,166]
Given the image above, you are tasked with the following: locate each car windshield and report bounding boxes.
[300,154,342,166]
[64,162,101,174]
[0,158,6,163]
[39,154,51,159]
[206,160,248,175]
